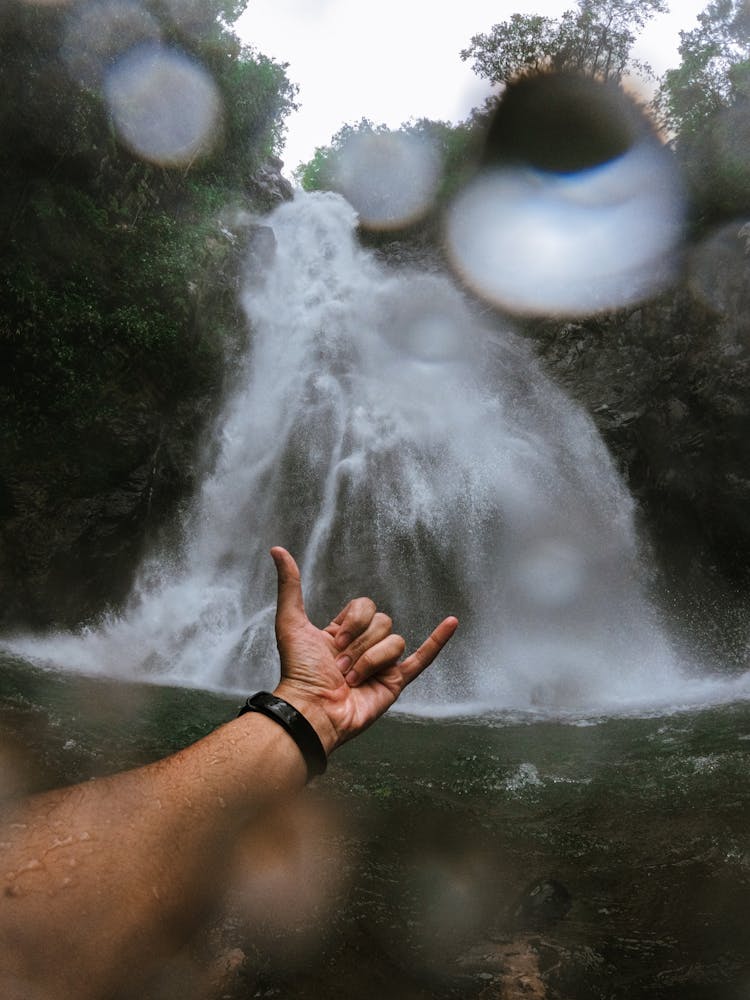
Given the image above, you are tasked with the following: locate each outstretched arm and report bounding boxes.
[0,548,457,999]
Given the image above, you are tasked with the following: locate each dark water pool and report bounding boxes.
[1,652,749,999]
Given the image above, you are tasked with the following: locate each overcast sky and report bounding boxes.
[235,1,709,177]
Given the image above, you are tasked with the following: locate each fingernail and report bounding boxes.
[345,669,359,687]
[335,631,351,651]
[335,655,352,673]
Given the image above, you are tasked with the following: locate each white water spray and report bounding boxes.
[7,192,750,716]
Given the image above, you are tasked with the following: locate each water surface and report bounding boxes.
[2,652,748,999]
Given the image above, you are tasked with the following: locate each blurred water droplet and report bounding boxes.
[446,141,683,316]
[688,221,750,318]
[713,99,750,178]
[333,130,441,230]
[158,0,216,35]
[481,72,642,176]
[515,537,587,608]
[446,73,684,317]
[104,45,222,167]
[376,273,471,362]
[62,1,161,89]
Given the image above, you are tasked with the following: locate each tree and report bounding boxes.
[460,0,668,87]
[655,0,750,225]
[656,0,750,140]
[0,0,297,448]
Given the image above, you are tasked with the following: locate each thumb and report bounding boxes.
[271,546,308,631]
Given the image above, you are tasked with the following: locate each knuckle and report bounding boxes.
[357,651,373,672]
[351,597,376,623]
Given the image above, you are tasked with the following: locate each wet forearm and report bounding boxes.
[0,711,310,998]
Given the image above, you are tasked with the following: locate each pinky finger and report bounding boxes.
[399,616,459,686]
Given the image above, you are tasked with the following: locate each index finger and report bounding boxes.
[399,616,459,686]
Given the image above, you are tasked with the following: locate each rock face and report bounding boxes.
[510,878,573,932]
[245,156,294,212]
[0,159,293,629]
[0,396,208,628]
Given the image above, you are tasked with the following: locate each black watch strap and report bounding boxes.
[238,691,327,781]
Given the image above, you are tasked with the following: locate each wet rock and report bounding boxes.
[246,156,294,211]
[510,878,572,932]
[244,224,277,286]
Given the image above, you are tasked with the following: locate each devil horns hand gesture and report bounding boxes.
[270,547,458,755]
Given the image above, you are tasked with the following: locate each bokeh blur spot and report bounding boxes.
[515,536,587,609]
[446,73,685,317]
[333,130,441,230]
[63,0,162,89]
[104,44,222,167]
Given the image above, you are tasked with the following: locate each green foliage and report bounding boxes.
[0,0,296,453]
[655,1,750,226]
[461,0,668,86]
[656,0,750,139]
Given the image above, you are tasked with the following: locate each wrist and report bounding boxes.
[272,682,339,757]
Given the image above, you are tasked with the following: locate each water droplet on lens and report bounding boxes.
[104,45,222,166]
[445,73,684,316]
[62,1,162,89]
[516,537,587,608]
[481,72,641,175]
[377,273,470,362]
[158,0,215,34]
[333,130,441,230]
[688,220,750,320]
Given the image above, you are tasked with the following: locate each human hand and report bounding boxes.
[269,547,458,755]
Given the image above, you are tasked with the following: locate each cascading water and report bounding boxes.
[7,191,750,716]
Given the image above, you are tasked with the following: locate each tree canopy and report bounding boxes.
[655,0,750,225]
[460,0,668,87]
[656,0,750,139]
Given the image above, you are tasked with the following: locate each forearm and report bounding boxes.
[0,545,456,998]
[0,710,310,999]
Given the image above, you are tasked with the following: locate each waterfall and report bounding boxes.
[8,191,750,716]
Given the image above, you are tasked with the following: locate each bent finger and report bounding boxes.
[345,633,407,687]
[335,612,393,673]
[331,596,378,651]
[398,616,459,686]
